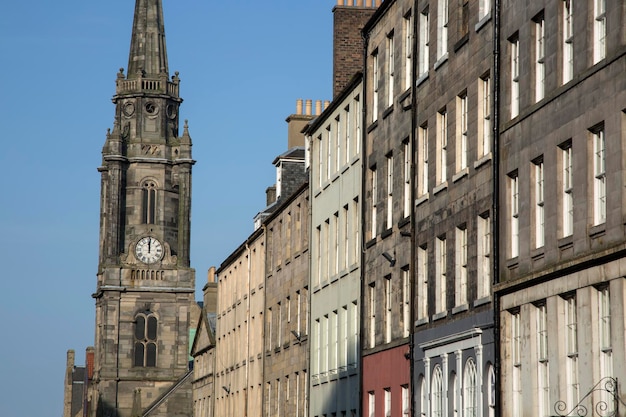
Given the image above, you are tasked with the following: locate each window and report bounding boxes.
[455,225,468,306]
[372,50,379,122]
[563,295,579,408]
[593,0,606,64]
[477,213,491,299]
[315,226,322,287]
[353,199,360,265]
[561,143,574,236]
[354,96,361,155]
[479,75,491,156]
[479,0,491,20]
[402,268,410,338]
[598,286,612,377]
[534,159,545,248]
[436,236,447,313]
[510,34,520,118]
[384,275,392,343]
[404,12,413,90]
[562,0,574,84]
[417,245,428,320]
[509,173,519,257]
[345,106,351,165]
[464,359,478,417]
[432,365,444,417]
[384,388,391,417]
[369,282,376,348]
[371,166,378,239]
[142,181,157,224]
[457,92,468,171]
[341,305,348,370]
[387,154,394,229]
[344,205,349,270]
[327,126,333,180]
[278,301,283,348]
[438,109,448,183]
[592,127,606,225]
[336,116,342,171]
[511,310,522,417]
[403,140,411,218]
[267,307,273,352]
[330,310,338,373]
[487,365,496,417]
[402,385,410,417]
[419,376,427,416]
[537,303,550,416]
[436,0,448,60]
[368,392,375,417]
[334,212,339,275]
[317,135,323,187]
[418,10,430,77]
[387,32,395,107]
[134,311,158,367]
[419,124,429,196]
[534,14,545,102]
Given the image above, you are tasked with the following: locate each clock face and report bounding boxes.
[135,236,163,264]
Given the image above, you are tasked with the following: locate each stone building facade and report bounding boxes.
[305,75,364,417]
[409,0,497,415]
[263,183,310,417]
[214,230,265,417]
[361,1,414,416]
[495,0,626,415]
[89,1,198,416]
[191,267,218,417]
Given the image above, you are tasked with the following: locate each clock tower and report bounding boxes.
[92,1,195,416]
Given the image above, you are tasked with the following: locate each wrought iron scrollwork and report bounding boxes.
[552,377,622,417]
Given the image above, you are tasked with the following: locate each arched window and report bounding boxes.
[487,364,495,417]
[134,311,158,367]
[463,358,478,417]
[432,365,444,417]
[142,181,157,224]
[418,375,427,416]
[450,371,458,417]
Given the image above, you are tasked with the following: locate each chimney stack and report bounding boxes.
[286,99,323,149]
[332,0,379,97]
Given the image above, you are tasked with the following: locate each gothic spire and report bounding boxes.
[127,0,169,78]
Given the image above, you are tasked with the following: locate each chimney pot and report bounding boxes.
[305,99,312,116]
[324,100,331,110]
[315,100,322,115]
[296,99,303,115]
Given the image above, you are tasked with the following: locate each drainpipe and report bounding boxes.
[492,0,502,416]
[409,2,418,417]
[359,26,370,417]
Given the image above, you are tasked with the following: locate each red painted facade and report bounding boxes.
[362,344,411,417]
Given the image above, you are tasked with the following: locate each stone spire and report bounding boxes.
[127,0,169,78]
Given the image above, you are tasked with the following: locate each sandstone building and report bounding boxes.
[495,0,626,416]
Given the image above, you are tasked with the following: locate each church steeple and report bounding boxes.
[127,0,169,78]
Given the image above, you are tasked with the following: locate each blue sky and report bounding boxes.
[0,1,335,415]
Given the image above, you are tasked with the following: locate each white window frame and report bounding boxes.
[477,213,491,299]
[418,10,430,77]
[561,143,574,237]
[369,282,376,348]
[479,0,491,20]
[387,32,395,108]
[432,365,444,417]
[438,109,448,184]
[402,268,410,337]
[458,93,468,171]
[387,154,394,229]
[436,0,448,60]
[562,0,574,84]
[534,15,545,102]
[510,35,520,118]
[593,0,606,64]
[510,173,519,258]
[593,127,606,225]
[534,159,545,248]
[403,140,411,218]
[384,388,392,417]
[404,12,413,90]
[464,359,478,417]
[419,124,429,196]
[536,303,549,417]
[372,50,379,122]
[436,236,447,313]
[371,166,378,239]
[563,295,579,409]
[384,275,392,343]
[455,225,468,307]
[479,75,491,157]
[511,310,522,417]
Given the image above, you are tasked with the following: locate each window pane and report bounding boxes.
[146,342,157,367]
[135,316,145,340]
[134,342,145,367]
[147,315,158,340]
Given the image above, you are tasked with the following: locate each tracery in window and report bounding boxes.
[134,310,158,367]
[142,180,157,224]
